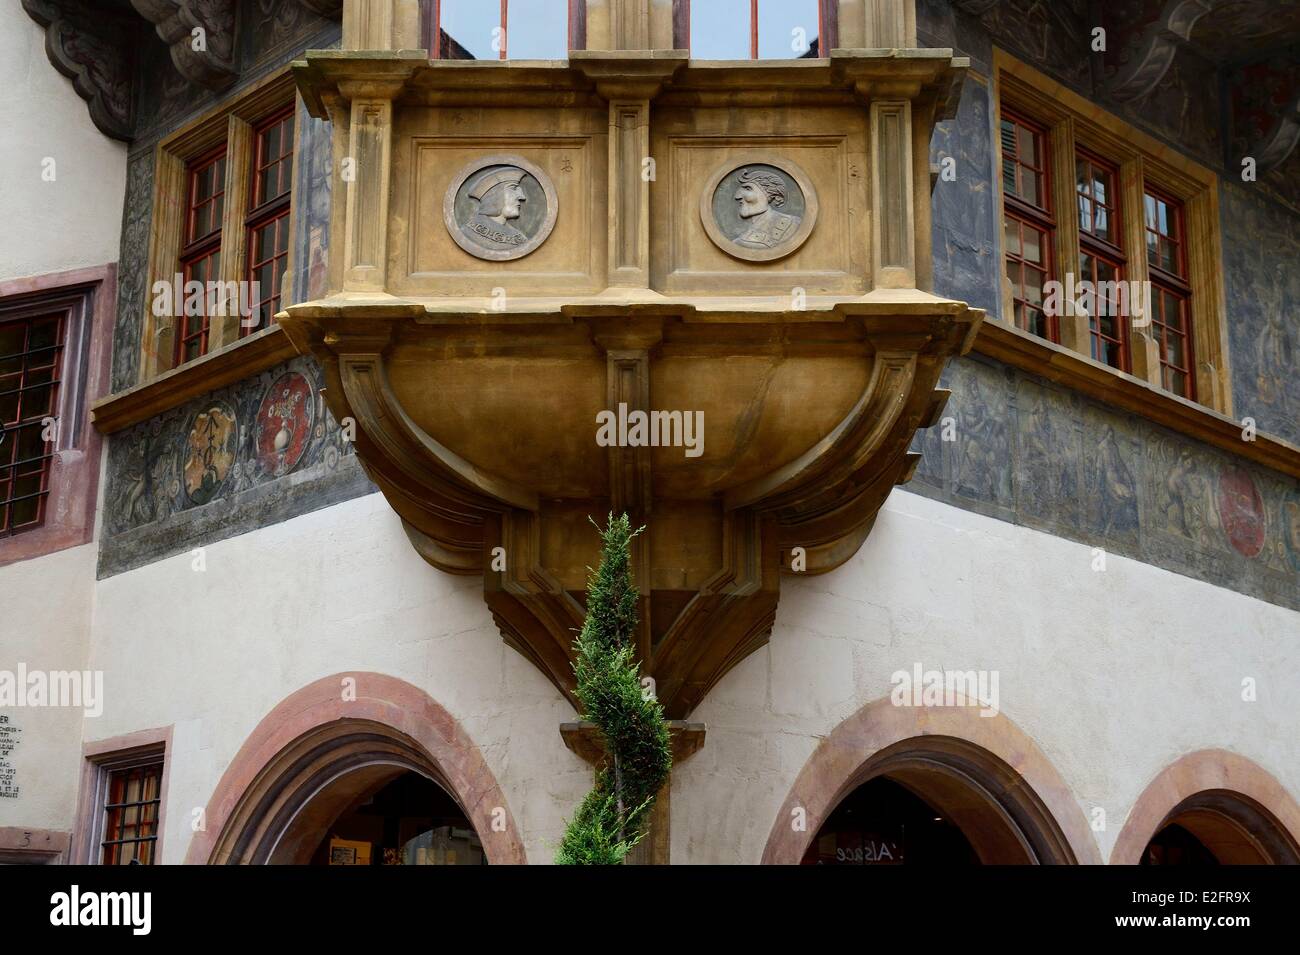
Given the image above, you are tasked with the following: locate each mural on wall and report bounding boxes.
[1221,182,1300,446]
[910,354,1300,612]
[111,150,155,392]
[930,75,1000,319]
[100,355,369,577]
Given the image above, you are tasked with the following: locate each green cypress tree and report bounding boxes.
[555,514,672,864]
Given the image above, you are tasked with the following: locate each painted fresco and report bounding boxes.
[910,355,1300,612]
[100,355,370,578]
[1221,182,1300,446]
[111,151,155,392]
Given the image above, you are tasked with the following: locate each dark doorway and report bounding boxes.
[802,776,980,865]
[309,771,486,865]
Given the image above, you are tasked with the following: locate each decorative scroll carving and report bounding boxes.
[131,0,238,91]
[20,0,137,141]
[1106,0,1216,102]
[1229,56,1300,173]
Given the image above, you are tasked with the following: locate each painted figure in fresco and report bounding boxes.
[954,373,1003,501]
[733,168,802,249]
[1090,424,1136,536]
[465,168,530,250]
[1157,440,1210,544]
[1254,263,1293,407]
[1283,497,1300,572]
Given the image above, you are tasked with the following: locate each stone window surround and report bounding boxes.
[0,265,114,569]
[989,49,1231,418]
[136,69,303,390]
[71,726,172,866]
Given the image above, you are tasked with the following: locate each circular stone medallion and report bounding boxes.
[443,155,558,261]
[700,156,818,262]
[183,401,239,505]
[256,372,315,478]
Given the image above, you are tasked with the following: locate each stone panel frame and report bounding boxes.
[991,49,1231,416]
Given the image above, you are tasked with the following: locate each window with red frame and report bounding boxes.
[1144,189,1193,398]
[1076,153,1127,371]
[0,313,63,537]
[177,149,226,364]
[245,108,295,338]
[1001,111,1055,341]
[100,762,163,865]
[427,0,576,59]
[686,0,827,59]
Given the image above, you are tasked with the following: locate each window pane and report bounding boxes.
[757,0,820,58]
[1077,195,1092,233]
[1017,124,1037,166]
[691,0,752,59]
[441,0,501,59]
[1003,216,1021,258]
[1144,193,1156,229]
[1094,206,1109,241]
[1000,120,1018,158]
[1022,224,1042,264]
[1093,173,1106,205]
[1021,169,1040,207]
[1166,331,1185,368]
[505,0,569,59]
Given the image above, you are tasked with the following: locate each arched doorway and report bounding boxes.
[763,696,1101,864]
[186,673,527,865]
[1112,750,1300,865]
[1139,791,1300,865]
[307,769,486,866]
[800,737,1074,864]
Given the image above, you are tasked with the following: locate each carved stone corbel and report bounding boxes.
[131,0,239,91]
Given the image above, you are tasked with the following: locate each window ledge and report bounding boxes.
[91,325,296,434]
[973,319,1300,479]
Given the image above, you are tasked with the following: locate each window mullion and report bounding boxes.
[211,115,254,353]
[1050,117,1086,353]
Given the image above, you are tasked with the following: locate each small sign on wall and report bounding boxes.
[328,838,371,865]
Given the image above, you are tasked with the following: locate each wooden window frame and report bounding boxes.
[0,311,65,536]
[139,70,301,385]
[243,107,296,339]
[175,146,227,366]
[1076,151,1128,372]
[73,728,172,866]
[676,0,836,59]
[1000,110,1056,342]
[992,50,1230,413]
[424,0,587,59]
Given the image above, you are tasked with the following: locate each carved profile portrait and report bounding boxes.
[444,155,558,261]
[701,157,818,262]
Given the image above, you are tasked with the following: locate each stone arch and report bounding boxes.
[1111,749,1300,864]
[185,672,527,865]
[762,695,1100,864]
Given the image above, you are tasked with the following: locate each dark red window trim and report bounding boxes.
[1143,186,1194,399]
[1001,109,1056,342]
[1076,151,1127,372]
[177,146,227,366]
[244,106,296,339]
[100,762,163,866]
[0,312,64,537]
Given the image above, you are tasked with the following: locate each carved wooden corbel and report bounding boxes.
[131,0,239,91]
[20,0,138,141]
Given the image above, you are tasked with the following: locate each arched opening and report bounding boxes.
[211,718,493,865]
[306,770,486,866]
[1111,750,1300,865]
[1139,790,1300,865]
[188,673,527,865]
[801,737,1076,865]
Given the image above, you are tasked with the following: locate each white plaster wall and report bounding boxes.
[84,492,590,864]
[0,4,128,282]
[0,542,98,831]
[674,488,1300,864]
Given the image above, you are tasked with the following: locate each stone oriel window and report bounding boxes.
[426,0,577,59]
[0,311,64,535]
[685,0,829,59]
[993,51,1230,412]
[140,72,299,382]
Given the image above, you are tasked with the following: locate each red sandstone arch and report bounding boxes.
[1111,749,1300,865]
[185,672,527,864]
[762,695,1101,864]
